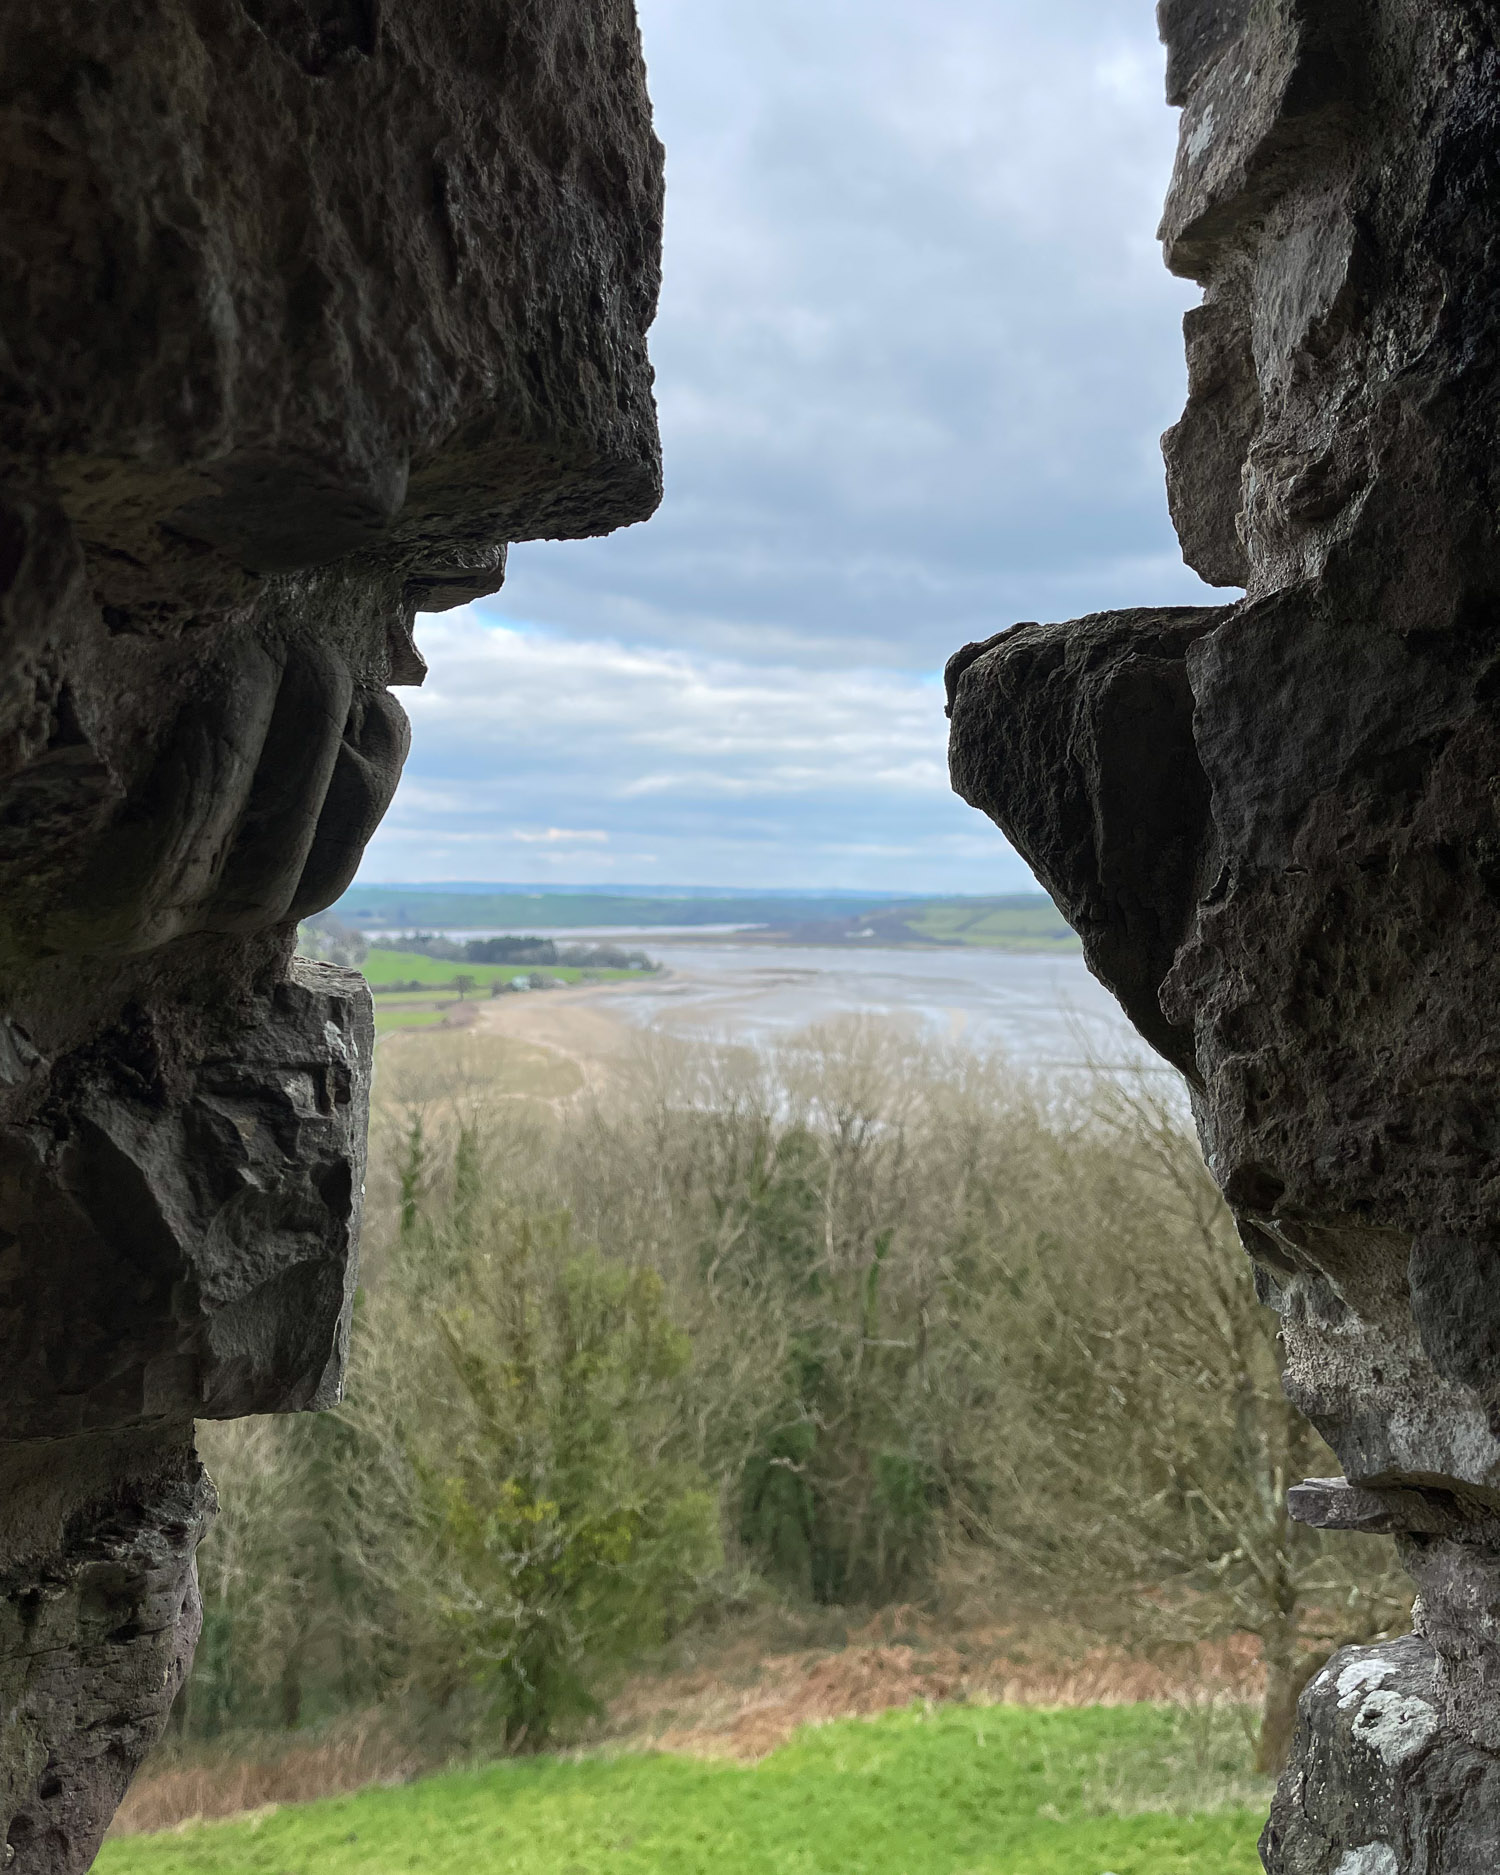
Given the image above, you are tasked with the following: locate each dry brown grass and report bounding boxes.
[372,1028,586,1109]
[108,1715,421,1839]
[601,1607,1263,1762]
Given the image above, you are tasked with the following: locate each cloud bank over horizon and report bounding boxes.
[359,613,1024,892]
[360,0,1220,894]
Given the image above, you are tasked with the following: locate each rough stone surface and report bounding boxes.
[946,606,1220,1079]
[1263,1635,1500,1872]
[1,1435,213,1875]
[0,960,373,1440]
[0,2,662,1865]
[0,0,663,576]
[948,2,1500,1866]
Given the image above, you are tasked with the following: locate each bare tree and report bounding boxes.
[179,1020,1405,1770]
[952,1075,1411,1770]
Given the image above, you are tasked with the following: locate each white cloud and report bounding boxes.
[510,829,611,845]
[402,615,952,794]
[490,0,1219,672]
[362,0,1221,893]
[360,613,1028,892]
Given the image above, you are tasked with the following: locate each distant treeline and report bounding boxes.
[330,887,987,933]
[325,890,1077,952]
[374,932,659,972]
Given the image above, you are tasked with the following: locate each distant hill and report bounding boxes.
[332,885,1080,951]
[794,899,1079,950]
[335,886,918,930]
[342,882,911,902]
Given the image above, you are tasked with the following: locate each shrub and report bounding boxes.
[410,1213,721,1744]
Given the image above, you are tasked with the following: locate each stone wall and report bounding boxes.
[949,2,1500,1867]
[0,4,662,1867]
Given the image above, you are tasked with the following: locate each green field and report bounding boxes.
[365,950,645,1037]
[99,1706,1263,1875]
[372,1004,451,1035]
[870,899,1079,950]
[362,950,643,990]
[331,889,1080,950]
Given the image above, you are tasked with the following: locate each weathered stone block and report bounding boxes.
[0,1435,213,1875]
[0,961,372,1438]
[946,606,1221,1079]
[0,0,664,600]
[1263,1636,1500,1873]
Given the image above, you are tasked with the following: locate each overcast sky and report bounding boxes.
[360,0,1221,894]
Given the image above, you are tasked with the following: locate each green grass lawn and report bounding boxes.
[99,1706,1264,1875]
[361,950,643,990]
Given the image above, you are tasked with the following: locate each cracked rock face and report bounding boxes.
[0,2,662,1866]
[1263,1635,1500,1872]
[1,1438,214,1875]
[0,961,373,1440]
[949,2,1500,1866]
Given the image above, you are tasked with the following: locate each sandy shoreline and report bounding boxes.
[376,942,1148,1089]
[470,980,647,1091]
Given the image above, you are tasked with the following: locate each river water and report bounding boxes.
[375,923,1167,1076]
[590,942,1156,1076]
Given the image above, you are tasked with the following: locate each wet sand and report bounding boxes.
[460,944,1149,1081]
[472,984,644,1094]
